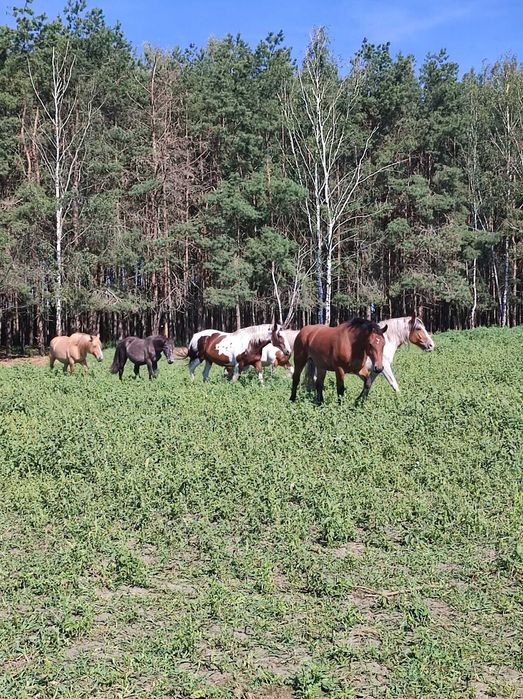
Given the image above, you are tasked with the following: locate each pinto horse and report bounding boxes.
[192,323,290,383]
[50,332,104,374]
[290,318,387,404]
[360,314,434,393]
[110,335,174,380]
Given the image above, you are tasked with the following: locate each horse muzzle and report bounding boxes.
[97,356,104,362]
[374,365,383,373]
[167,359,174,364]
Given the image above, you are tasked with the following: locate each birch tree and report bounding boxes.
[28,42,95,335]
[283,28,396,324]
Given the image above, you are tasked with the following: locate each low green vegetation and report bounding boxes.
[1,327,522,698]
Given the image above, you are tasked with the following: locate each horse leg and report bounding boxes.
[118,356,127,381]
[315,368,327,405]
[290,357,306,402]
[146,358,154,380]
[202,360,212,382]
[255,360,264,384]
[133,363,140,379]
[335,367,345,401]
[49,353,55,370]
[68,359,75,374]
[356,374,373,403]
[231,364,241,382]
[152,360,158,378]
[188,357,200,380]
[382,363,400,392]
[80,360,89,374]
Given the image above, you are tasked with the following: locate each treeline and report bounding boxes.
[1,1,522,351]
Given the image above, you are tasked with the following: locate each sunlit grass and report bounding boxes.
[0,326,522,697]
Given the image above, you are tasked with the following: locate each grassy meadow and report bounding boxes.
[0,326,522,698]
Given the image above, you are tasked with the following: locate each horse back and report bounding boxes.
[295,324,358,371]
[50,335,70,360]
[199,332,234,365]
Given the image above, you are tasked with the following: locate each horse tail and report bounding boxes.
[305,358,317,391]
[110,341,126,374]
[173,347,188,360]
[187,342,199,363]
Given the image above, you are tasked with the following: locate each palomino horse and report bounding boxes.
[49,332,104,373]
[110,335,174,380]
[360,314,434,393]
[192,323,291,383]
[261,329,300,376]
[290,318,387,404]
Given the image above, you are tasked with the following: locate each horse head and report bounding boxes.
[163,337,175,364]
[271,321,292,357]
[89,334,104,362]
[408,314,434,352]
[365,322,387,373]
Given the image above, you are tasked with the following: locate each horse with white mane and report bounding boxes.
[360,314,434,392]
[187,323,291,382]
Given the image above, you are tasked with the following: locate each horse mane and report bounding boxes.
[231,324,274,343]
[379,316,424,346]
[344,317,383,334]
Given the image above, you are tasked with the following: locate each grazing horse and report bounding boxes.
[50,332,104,374]
[110,335,174,380]
[290,318,388,404]
[193,323,291,383]
[261,329,300,376]
[360,314,434,393]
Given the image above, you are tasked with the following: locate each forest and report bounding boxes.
[0,0,522,350]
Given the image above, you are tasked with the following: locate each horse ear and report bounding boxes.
[89,334,94,341]
[381,324,388,334]
[410,312,416,326]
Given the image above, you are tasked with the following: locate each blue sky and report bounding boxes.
[3,0,522,72]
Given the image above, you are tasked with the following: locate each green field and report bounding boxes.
[1,327,522,698]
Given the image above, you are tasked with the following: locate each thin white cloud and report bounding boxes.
[344,0,498,44]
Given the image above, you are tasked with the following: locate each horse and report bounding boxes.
[49,332,104,374]
[110,335,174,380]
[261,329,300,376]
[360,314,434,393]
[290,318,388,404]
[192,322,291,383]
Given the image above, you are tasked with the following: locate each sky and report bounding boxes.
[2,0,523,72]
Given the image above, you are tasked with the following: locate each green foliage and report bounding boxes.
[0,327,522,697]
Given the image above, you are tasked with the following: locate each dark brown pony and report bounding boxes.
[110,335,174,380]
[290,318,388,404]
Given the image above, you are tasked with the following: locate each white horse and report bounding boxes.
[187,323,291,382]
[363,314,434,392]
[261,329,300,375]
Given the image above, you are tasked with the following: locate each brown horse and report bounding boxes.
[196,322,290,383]
[49,332,104,374]
[290,318,388,404]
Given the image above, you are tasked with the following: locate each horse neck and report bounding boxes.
[283,329,299,349]
[151,336,166,352]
